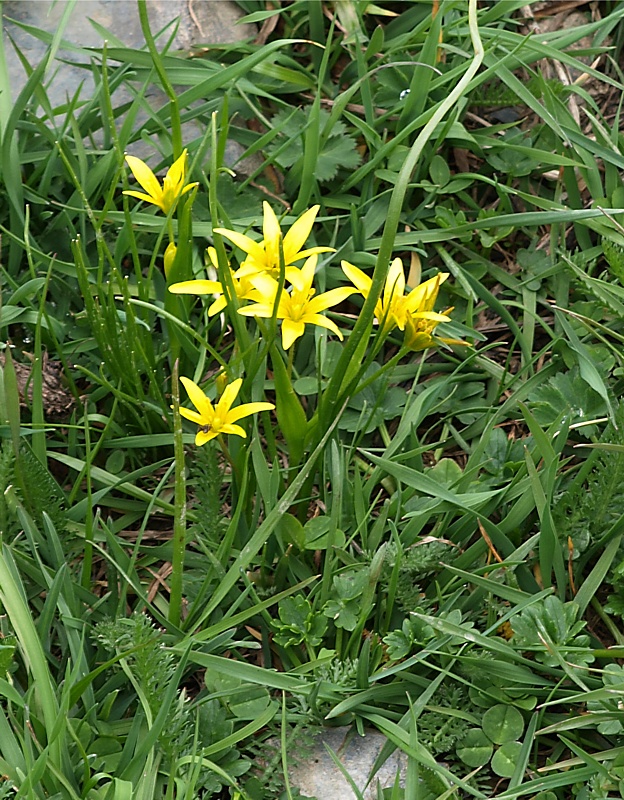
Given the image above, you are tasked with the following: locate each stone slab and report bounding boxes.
[1,0,256,165]
[289,727,406,800]
[2,0,255,107]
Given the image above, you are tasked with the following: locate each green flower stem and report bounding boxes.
[168,359,187,626]
[286,344,295,379]
[218,434,241,488]
[81,400,94,591]
[137,0,182,158]
[353,347,407,397]
[271,344,307,468]
[320,0,483,425]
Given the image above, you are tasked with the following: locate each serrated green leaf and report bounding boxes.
[268,107,361,182]
[312,135,363,181]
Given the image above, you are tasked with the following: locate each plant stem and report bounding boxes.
[169,360,187,626]
[218,435,241,487]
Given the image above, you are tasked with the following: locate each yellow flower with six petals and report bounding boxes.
[402,273,464,350]
[168,246,265,315]
[169,270,261,316]
[179,376,274,446]
[239,254,354,350]
[214,202,334,280]
[341,257,449,331]
[123,149,198,214]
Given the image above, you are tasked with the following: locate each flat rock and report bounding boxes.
[1,1,256,165]
[2,0,255,103]
[289,727,406,799]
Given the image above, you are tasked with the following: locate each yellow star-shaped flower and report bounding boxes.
[341,258,451,333]
[402,274,467,351]
[214,202,334,280]
[123,149,198,214]
[169,272,260,316]
[169,247,265,315]
[239,254,354,350]
[179,376,274,446]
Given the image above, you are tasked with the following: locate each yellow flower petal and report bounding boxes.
[196,428,219,446]
[124,155,161,199]
[207,296,228,316]
[227,401,275,423]
[219,423,247,438]
[293,245,335,262]
[341,261,371,294]
[179,407,205,426]
[237,302,274,318]
[412,311,452,323]
[302,313,343,339]
[262,201,281,267]
[284,266,304,288]
[282,318,306,350]
[214,228,266,262]
[306,286,354,313]
[298,254,317,293]
[247,272,279,297]
[216,377,243,417]
[282,205,319,263]
[180,376,214,420]
[206,246,219,268]
[122,190,164,209]
[169,279,222,295]
[164,150,188,194]
[384,258,405,309]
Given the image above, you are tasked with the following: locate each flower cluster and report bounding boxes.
[124,151,464,446]
[170,202,351,351]
[167,202,461,353]
[342,258,465,350]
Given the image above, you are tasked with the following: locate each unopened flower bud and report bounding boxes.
[164,241,177,278]
[215,371,229,397]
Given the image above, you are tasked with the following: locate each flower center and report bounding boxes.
[285,290,311,322]
[265,234,282,274]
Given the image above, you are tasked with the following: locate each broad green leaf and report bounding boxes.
[456,729,493,767]
[491,741,523,778]
[482,705,525,745]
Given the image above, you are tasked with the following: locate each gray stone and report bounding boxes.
[289,727,406,800]
[1,1,256,165]
[2,0,256,106]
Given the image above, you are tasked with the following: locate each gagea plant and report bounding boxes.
[7,0,624,796]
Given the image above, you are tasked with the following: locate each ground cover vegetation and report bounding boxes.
[2,0,624,796]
